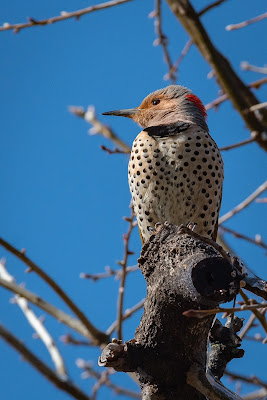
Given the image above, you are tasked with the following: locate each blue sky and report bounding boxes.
[0,1,267,399]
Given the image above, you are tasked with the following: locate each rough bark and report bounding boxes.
[99,223,244,399]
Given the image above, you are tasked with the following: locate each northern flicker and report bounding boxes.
[103,85,223,243]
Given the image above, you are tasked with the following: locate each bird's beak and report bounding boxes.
[102,108,140,118]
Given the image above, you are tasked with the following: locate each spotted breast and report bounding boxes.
[128,123,223,243]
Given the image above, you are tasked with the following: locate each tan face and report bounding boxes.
[132,93,180,128]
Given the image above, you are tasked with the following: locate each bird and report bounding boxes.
[103,85,223,243]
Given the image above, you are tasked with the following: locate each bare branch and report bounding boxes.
[219,226,267,250]
[69,106,131,153]
[219,180,267,224]
[226,12,267,31]
[165,0,267,152]
[241,61,267,75]
[117,207,137,340]
[77,360,141,398]
[246,102,267,113]
[0,323,91,400]
[256,198,267,203]
[164,39,193,81]
[205,76,267,110]
[242,388,267,400]
[0,260,67,377]
[239,290,267,336]
[0,0,133,33]
[224,370,267,389]
[0,277,93,339]
[184,302,267,319]
[80,265,139,282]
[60,334,92,346]
[239,313,256,340]
[219,135,257,151]
[198,0,228,17]
[106,298,145,335]
[100,145,129,155]
[245,334,267,344]
[0,237,109,345]
[153,0,176,83]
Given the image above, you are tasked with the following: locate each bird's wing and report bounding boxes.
[144,122,190,138]
[212,219,218,241]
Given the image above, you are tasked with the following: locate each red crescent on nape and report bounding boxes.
[186,94,207,119]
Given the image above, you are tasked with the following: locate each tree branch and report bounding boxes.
[0,323,91,400]
[184,302,267,319]
[0,237,109,345]
[153,0,176,83]
[226,12,267,32]
[0,277,94,339]
[69,105,131,153]
[0,260,67,377]
[219,180,267,224]
[198,0,228,17]
[224,370,267,389]
[239,290,267,336]
[0,0,133,33]
[219,226,267,251]
[116,207,136,340]
[106,298,145,335]
[219,136,257,151]
[165,0,267,152]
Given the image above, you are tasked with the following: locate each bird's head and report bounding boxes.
[103,85,208,132]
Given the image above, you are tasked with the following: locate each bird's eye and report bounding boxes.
[152,99,160,106]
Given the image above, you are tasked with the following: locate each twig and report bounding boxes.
[205,93,228,111]
[183,302,267,318]
[219,226,267,250]
[80,265,139,282]
[76,360,141,398]
[198,0,228,17]
[100,145,129,155]
[241,61,267,75]
[60,334,92,346]
[205,78,267,111]
[219,180,267,224]
[0,323,91,400]
[0,0,133,33]
[239,290,267,335]
[0,277,92,338]
[245,334,267,344]
[249,77,267,89]
[225,370,267,389]
[153,0,176,83]
[239,313,256,339]
[69,106,131,153]
[164,39,193,81]
[0,260,67,377]
[242,388,267,400]
[246,102,267,113]
[256,198,267,203]
[106,298,145,335]
[219,135,257,151]
[226,12,267,31]
[0,237,109,345]
[117,207,136,340]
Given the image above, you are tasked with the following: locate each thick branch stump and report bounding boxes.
[99,223,243,400]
